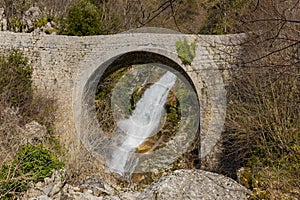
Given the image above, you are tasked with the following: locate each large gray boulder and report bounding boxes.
[138,169,251,200]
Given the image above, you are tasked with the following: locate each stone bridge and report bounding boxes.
[0,31,242,169]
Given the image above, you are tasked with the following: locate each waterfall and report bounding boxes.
[108,71,177,176]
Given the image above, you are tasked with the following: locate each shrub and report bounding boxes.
[0,50,63,199]
[60,1,105,36]
[34,17,48,29]
[0,50,55,124]
[0,144,64,199]
[223,66,300,199]
[0,50,32,107]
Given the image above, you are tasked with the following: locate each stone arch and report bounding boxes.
[73,47,200,169]
[73,43,226,173]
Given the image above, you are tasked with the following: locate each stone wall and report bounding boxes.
[0,31,243,169]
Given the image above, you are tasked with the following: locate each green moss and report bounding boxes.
[176,38,196,65]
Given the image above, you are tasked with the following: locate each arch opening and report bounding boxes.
[78,51,200,177]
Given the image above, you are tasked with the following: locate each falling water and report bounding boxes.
[108,71,177,176]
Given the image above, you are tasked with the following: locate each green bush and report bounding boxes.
[0,144,64,199]
[60,1,105,36]
[0,50,32,107]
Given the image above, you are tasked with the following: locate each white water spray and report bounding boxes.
[108,71,177,176]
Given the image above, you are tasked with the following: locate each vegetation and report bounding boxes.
[0,50,55,124]
[0,0,202,34]
[0,0,299,199]
[94,67,128,135]
[0,144,64,199]
[224,67,300,199]
[0,50,32,107]
[60,1,105,36]
[176,38,196,65]
[215,0,300,199]
[0,51,64,199]
[199,0,253,34]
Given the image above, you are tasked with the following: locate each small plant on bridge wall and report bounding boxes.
[176,38,196,65]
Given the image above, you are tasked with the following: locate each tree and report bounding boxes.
[60,1,105,36]
[199,0,254,34]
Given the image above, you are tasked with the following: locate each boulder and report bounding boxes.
[138,169,251,200]
[25,7,41,20]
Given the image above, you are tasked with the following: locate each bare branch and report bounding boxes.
[169,0,181,32]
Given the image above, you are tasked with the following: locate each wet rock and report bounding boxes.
[138,169,251,200]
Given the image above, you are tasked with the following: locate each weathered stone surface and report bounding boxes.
[138,169,251,200]
[25,7,41,20]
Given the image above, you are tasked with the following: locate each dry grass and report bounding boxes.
[221,66,300,199]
